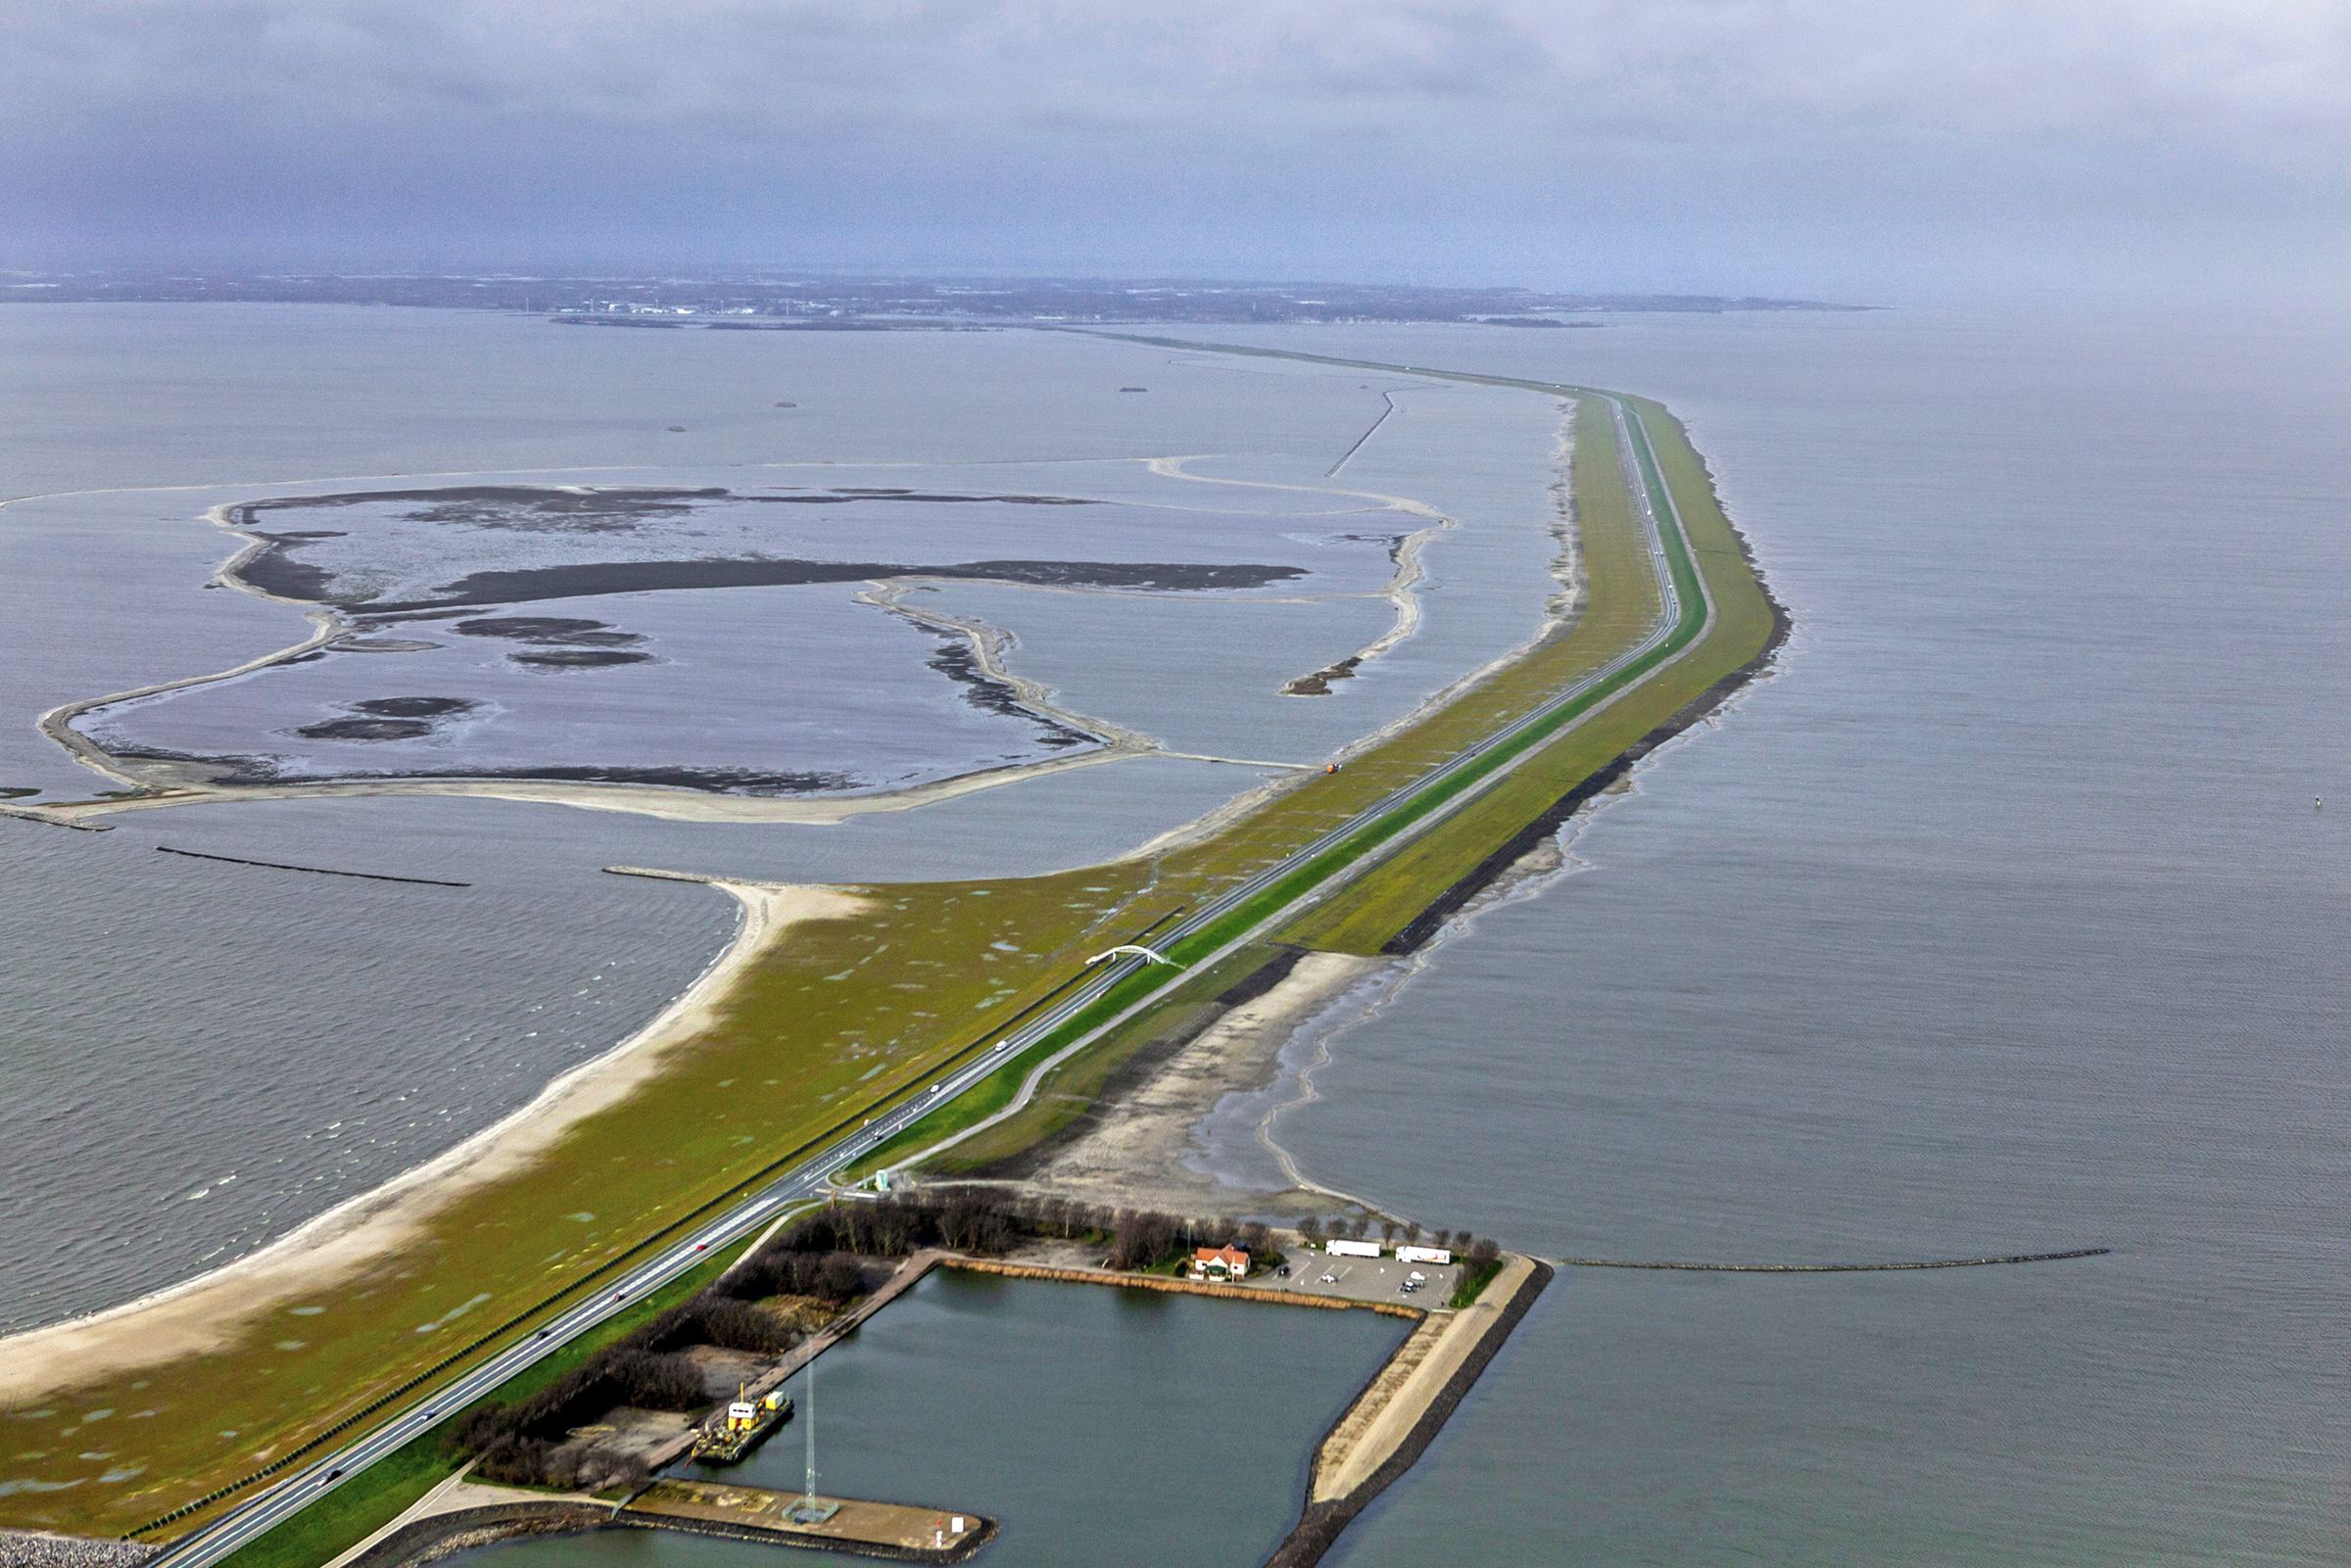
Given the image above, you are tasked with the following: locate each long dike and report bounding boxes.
[89,349,1759,1560]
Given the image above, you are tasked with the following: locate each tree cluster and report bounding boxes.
[1105,1211,1273,1271]
[449,1295,803,1486]
[753,1190,1040,1259]
[1293,1214,1501,1263]
[739,1189,1276,1275]
[451,1345,708,1487]
[715,1247,869,1307]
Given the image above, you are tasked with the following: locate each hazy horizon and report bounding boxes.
[6,2,2346,309]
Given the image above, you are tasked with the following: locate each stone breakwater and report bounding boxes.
[1551,1247,2111,1272]
[1265,1258,1553,1568]
[0,1531,156,1568]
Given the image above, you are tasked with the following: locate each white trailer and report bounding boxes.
[1396,1246,1453,1266]
[1325,1238,1382,1259]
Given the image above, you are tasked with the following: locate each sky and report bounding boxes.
[4,0,2347,303]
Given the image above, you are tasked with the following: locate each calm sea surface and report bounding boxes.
[459,1270,1408,1568]
[4,302,2345,1561]
[1224,309,2351,1565]
[0,308,1555,1333]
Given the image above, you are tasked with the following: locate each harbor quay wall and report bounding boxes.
[941,1257,1423,1318]
[1264,1259,1553,1568]
[340,1500,993,1567]
[341,1502,609,1568]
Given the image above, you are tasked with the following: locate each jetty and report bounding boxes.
[328,1473,989,1567]
[625,1479,990,1560]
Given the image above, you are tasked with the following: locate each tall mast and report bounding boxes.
[802,1357,817,1504]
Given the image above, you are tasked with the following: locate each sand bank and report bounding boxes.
[32,746,1145,827]
[0,878,868,1406]
[994,950,1386,1214]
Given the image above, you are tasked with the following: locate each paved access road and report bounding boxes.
[151,373,1712,1568]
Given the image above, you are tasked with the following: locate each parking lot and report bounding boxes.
[1266,1251,1461,1307]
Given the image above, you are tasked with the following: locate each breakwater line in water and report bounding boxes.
[1549,1247,2110,1273]
[154,844,471,887]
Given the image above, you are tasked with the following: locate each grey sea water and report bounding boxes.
[1212,309,2351,1564]
[5,300,2344,1562]
[0,308,1560,1332]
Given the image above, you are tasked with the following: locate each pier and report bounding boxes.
[624,1479,990,1560]
[330,1474,989,1567]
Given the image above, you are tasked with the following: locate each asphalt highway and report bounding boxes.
[151,380,1711,1568]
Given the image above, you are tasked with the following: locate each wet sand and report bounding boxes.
[0,879,868,1406]
[1004,951,1388,1214]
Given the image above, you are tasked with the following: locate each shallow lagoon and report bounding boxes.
[0,313,1574,1330]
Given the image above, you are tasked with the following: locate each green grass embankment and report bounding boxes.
[214,1242,748,1568]
[9,870,1162,1540]
[1281,395,1778,954]
[908,943,1292,1176]
[0,353,1777,1543]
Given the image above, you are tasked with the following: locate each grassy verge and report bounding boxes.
[0,351,1776,1541]
[915,944,1287,1176]
[214,1245,746,1568]
[1448,1259,1506,1310]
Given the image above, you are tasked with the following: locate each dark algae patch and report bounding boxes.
[749,487,1100,504]
[446,763,856,794]
[388,556,1303,613]
[226,488,728,528]
[923,632,1095,748]
[453,615,653,669]
[508,648,652,668]
[452,616,639,646]
[293,696,480,742]
[221,485,1209,613]
[353,696,477,719]
[296,718,432,740]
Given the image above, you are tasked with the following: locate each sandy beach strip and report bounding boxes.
[0,878,868,1407]
[1000,950,1389,1213]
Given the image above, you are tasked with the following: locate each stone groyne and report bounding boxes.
[1264,1256,1552,1568]
[1553,1246,2110,1272]
[154,844,470,887]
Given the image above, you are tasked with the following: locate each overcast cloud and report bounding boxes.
[5,0,2346,299]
